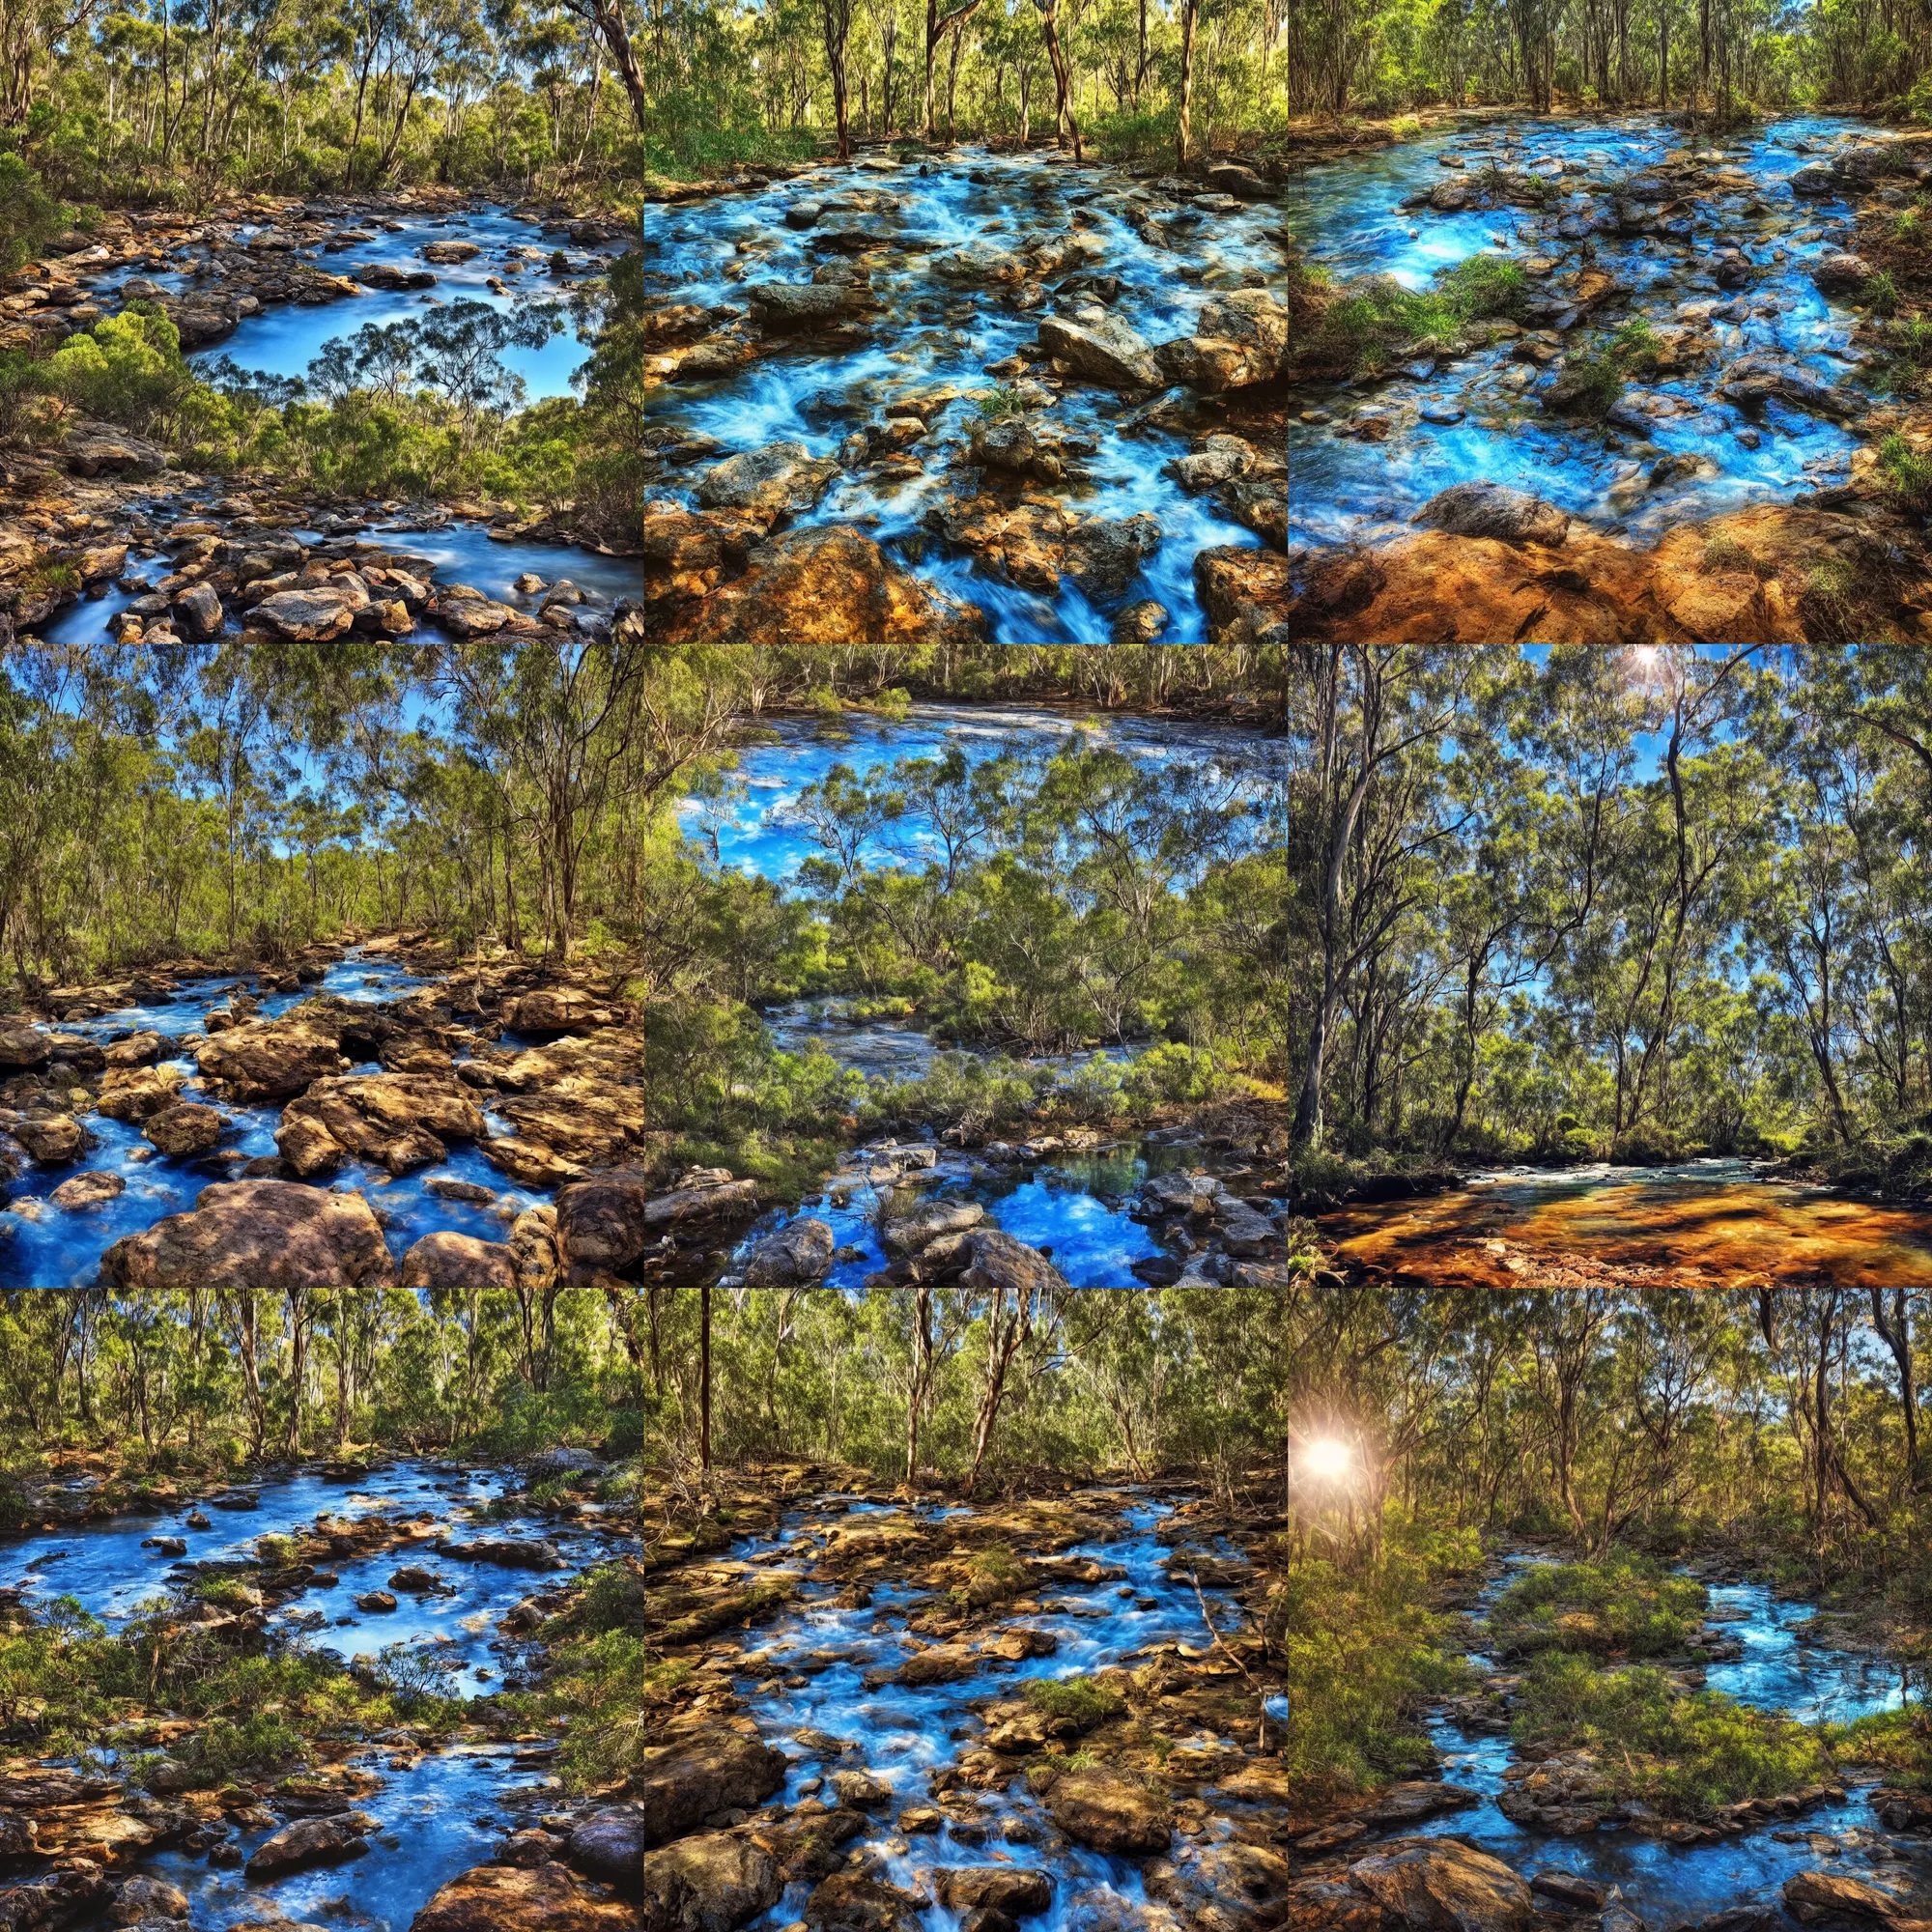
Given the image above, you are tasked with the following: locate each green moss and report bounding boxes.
[1489,1555,1706,1659]
[957,1543,1028,1608]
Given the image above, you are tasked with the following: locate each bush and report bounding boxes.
[1489,1554,1705,1659]
[1436,254,1530,322]
[1867,270,1901,317]
[1026,1674,1126,1727]
[1879,435,1932,513]
[1514,1652,1831,1811]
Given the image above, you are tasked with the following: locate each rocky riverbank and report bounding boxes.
[640,150,1293,644]
[1284,116,1932,639]
[0,1465,1928,1932]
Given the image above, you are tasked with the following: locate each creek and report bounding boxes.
[10,1474,1931,1931]
[643,152,1283,642]
[1285,113,1886,552]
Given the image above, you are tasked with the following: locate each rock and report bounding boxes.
[1147,1845,1295,1932]
[66,421,166,476]
[423,241,481,263]
[783,202,824,230]
[194,1021,345,1099]
[1782,1872,1908,1923]
[354,1590,397,1612]
[401,1231,518,1290]
[967,414,1066,482]
[389,1565,446,1593]
[638,1834,782,1932]
[141,1102,224,1158]
[173,581,224,639]
[1196,548,1291,646]
[102,1032,165,1068]
[658,526,984,647]
[441,1537,564,1570]
[251,589,358,639]
[556,1171,759,1279]
[507,988,617,1035]
[1811,253,1876,296]
[1044,1771,1172,1857]
[0,1022,49,1066]
[1526,1873,1605,1910]
[1112,599,1168,642]
[1156,291,1292,391]
[1715,354,1857,420]
[745,283,876,327]
[12,1115,87,1162]
[51,1171,126,1210]
[412,1863,640,1932]
[275,1072,486,1174]
[568,1738,786,1875]
[357,263,438,291]
[1414,482,1570,547]
[829,1771,891,1810]
[99,1179,393,1291]
[1790,163,1838,196]
[694,443,840,517]
[743,1217,835,1287]
[245,1810,380,1876]
[1038,314,1161,387]
[1208,163,1275,200]
[882,1199,984,1256]
[937,1873,1054,1918]
[960,1229,1068,1294]
[109,1879,188,1923]
[803,1876,925,1932]
[97,1065,185,1121]
[1347,1839,1531,1932]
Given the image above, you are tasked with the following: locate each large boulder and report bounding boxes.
[658,527,985,648]
[638,1834,782,1932]
[141,1102,225,1158]
[557,1172,760,1280]
[566,1738,786,1878]
[1782,1871,1911,1923]
[936,1871,1054,1917]
[743,1217,835,1287]
[251,589,359,640]
[0,1021,50,1067]
[275,1073,487,1177]
[1147,1844,1295,1932]
[246,1810,380,1876]
[694,443,839,518]
[507,988,618,1036]
[194,1022,346,1101]
[100,1179,393,1291]
[802,1876,924,1932]
[1347,1839,1531,1932]
[1810,252,1876,297]
[12,1115,89,1163]
[1154,291,1291,391]
[745,282,877,328]
[1044,1770,1172,1857]
[1413,483,1571,548]
[1196,548,1292,647]
[96,1065,185,1121]
[1037,315,1161,388]
[401,1231,518,1290]
[66,421,167,477]
[412,1863,639,1932]
[960,1229,1068,1294]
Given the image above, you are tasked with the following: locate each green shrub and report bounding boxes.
[1025,1674,1126,1727]
[1879,435,1932,513]
[1867,270,1901,317]
[1489,1554,1706,1658]
[1437,254,1530,322]
[1514,1652,1831,1812]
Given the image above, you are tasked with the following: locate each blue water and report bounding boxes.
[0,948,548,1285]
[645,151,1278,641]
[95,205,627,399]
[1287,114,1881,547]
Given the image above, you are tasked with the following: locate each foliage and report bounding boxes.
[1489,1556,1708,1659]
[1513,1654,1833,1811]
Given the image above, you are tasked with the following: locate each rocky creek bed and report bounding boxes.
[640,151,1293,645]
[1282,114,1932,641]
[1,1464,1930,1932]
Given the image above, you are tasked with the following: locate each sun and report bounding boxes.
[1300,1437,1353,1482]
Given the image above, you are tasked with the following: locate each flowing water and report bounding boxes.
[644,152,1283,641]
[1287,114,1885,550]
[5,1474,1927,1928]
[2,1461,607,1931]
[1412,1556,1927,1919]
[91,204,626,398]
[0,947,552,1286]
[1323,1158,1932,1288]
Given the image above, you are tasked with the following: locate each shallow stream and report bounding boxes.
[1286,113,1886,550]
[645,152,1282,641]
